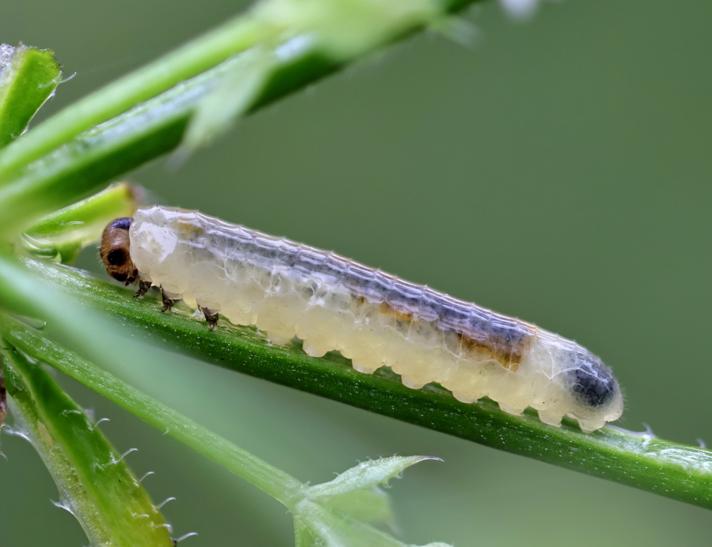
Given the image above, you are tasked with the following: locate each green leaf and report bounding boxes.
[295,499,451,547]
[23,182,138,262]
[0,44,61,148]
[0,347,173,547]
[308,456,440,498]
[319,487,393,528]
[301,456,441,538]
[306,456,440,528]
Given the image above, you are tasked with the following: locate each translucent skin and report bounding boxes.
[129,206,623,432]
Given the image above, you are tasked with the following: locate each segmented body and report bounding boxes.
[129,206,623,432]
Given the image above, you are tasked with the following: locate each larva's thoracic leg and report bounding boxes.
[200,306,219,330]
[134,279,152,299]
[161,288,177,312]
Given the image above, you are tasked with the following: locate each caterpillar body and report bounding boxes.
[100,206,623,432]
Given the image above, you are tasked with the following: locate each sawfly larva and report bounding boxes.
[101,206,623,432]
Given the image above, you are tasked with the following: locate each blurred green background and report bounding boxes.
[2,0,712,545]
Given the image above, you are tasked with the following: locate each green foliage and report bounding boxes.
[23,183,138,262]
[0,44,60,148]
[1,314,448,546]
[16,257,712,511]
[0,0,480,234]
[0,3,490,544]
[1,348,173,546]
[0,0,711,545]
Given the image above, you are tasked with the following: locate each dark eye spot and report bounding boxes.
[107,248,127,266]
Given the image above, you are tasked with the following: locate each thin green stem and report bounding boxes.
[21,259,712,511]
[0,0,484,233]
[0,314,304,508]
[0,58,241,234]
[0,17,268,177]
[0,0,480,181]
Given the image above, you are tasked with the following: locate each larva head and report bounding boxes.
[100,217,138,285]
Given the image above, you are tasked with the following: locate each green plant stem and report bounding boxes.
[0,314,304,508]
[23,182,138,261]
[21,259,712,511]
[0,347,173,546]
[0,0,483,232]
[0,58,241,233]
[1,312,449,546]
[0,47,340,233]
[0,0,478,180]
[0,17,268,177]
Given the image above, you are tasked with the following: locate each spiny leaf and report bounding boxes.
[0,44,61,148]
[0,347,173,546]
[299,456,442,539]
[308,456,440,498]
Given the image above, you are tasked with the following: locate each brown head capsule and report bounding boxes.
[100,217,137,284]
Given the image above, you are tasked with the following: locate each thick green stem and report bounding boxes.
[0,314,304,508]
[22,259,712,511]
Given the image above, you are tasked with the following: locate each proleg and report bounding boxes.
[100,206,624,432]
